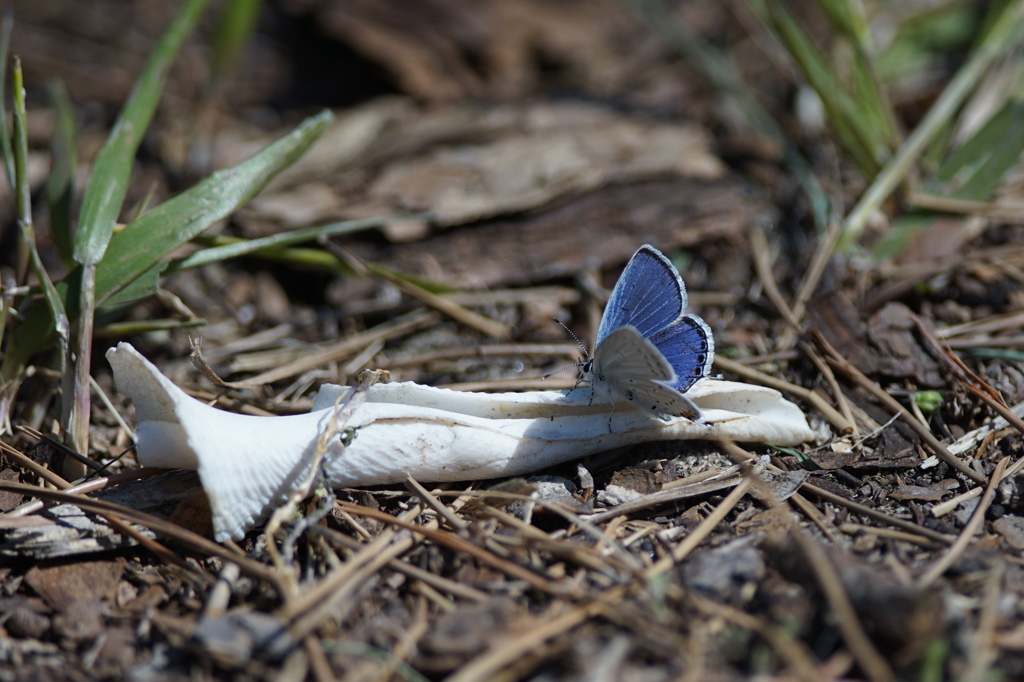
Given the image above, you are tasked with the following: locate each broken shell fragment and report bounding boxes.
[106,342,812,541]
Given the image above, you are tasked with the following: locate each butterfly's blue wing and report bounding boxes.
[648,315,715,392]
[596,246,688,345]
[581,244,714,422]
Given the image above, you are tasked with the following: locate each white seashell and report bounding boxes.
[106,342,813,541]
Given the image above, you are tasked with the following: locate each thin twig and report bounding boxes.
[689,593,823,682]
[800,341,858,434]
[812,329,985,483]
[89,373,134,438]
[315,526,490,602]
[644,476,755,578]
[0,440,72,489]
[721,440,956,545]
[788,491,844,547]
[783,219,842,348]
[0,467,173,518]
[751,227,802,332]
[476,504,641,577]
[720,441,896,682]
[431,487,645,575]
[932,455,1024,517]
[585,472,744,524]
[233,310,435,388]
[839,523,943,548]
[914,317,1024,440]
[328,243,511,339]
[16,425,106,473]
[0,481,291,591]
[279,503,427,631]
[918,457,1008,588]
[404,476,468,532]
[962,559,1004,682]
[336,501,576,597]
[715,355,854,432]
[445,601,605,682]
[791,530,896,682]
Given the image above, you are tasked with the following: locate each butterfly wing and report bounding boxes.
[588,326,701,419]
[624,378,701,420]
[649,314,715,392]
[596,245,688,345]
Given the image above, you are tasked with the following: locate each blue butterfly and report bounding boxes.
[577,244,714,419]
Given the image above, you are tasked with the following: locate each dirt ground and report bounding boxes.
[2,1,1024,680]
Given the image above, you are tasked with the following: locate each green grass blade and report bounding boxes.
[839,0,1024,250]
[816,0,898,147]
[3,112,333,367]
[67,0,208,460]
[95,109,333,305]
[98,261,168,311]
[46,79,77,266]
[763,3,882,173]
[878,5,980,85]
[17,61,68,329]
[933,99,1024,201]
[211,0,263,84]
[168,215,423,271]
[871,212,931,261]
[11,57,32,284]
[73,0,208,266]
[5,56,70,376]
[0,11,14,193]
[183,242,343,271]
[624,0,836,229]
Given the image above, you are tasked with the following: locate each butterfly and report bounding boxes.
[569,244,715,420]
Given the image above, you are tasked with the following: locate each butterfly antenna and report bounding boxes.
[554,318,590,358]
[542,318,591,380]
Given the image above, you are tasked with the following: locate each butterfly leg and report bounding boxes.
[572,373,589,398]
[606,392,619,432]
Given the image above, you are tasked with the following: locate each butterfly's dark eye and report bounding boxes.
[582,359,594,372]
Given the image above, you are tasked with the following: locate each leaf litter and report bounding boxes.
[3,1,1024,681]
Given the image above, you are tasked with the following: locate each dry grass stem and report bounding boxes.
[722,441,896,682]
[690,593,822,682]
[388,342,583,368]
[813,329,986,483]
[801,340,858,433]
[714,355,853,432]
[645,475,755,578]
[793,531,897,682]
[751,227,802,331]
[783,219,843,349]
[0,480,298,588]
[280,504,428,636]
[234,310,436,387]
[932,454,1024,516]
[0,440,73,488]
[328,243,511,339]
[963,559,1005,682]
[336,500,574,597]
[721,439,956,545]
[919,456,1009,588]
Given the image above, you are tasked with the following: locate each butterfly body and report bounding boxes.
[581,245,714,420]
